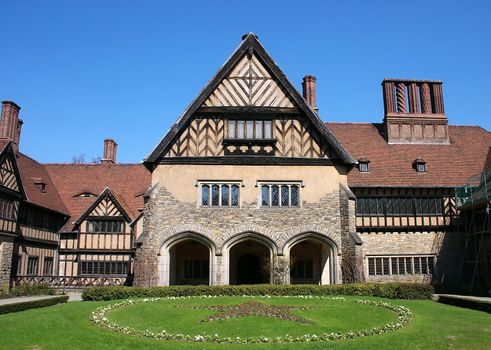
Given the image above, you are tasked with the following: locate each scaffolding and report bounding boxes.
[456,171,491,293]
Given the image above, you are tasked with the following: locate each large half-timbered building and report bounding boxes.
[0,33,489,293]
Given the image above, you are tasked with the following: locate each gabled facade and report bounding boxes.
[0,34,490,292]
[136,33,360,287]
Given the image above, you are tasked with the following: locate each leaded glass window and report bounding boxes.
[227,119,274,139]
[211,185,220,206]
[200,183,240,207]
[356,197,444,216]
[368,256,434,276]
[260,183,301,208]
[201,185,210,206]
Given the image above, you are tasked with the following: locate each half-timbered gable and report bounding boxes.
[146,33,354,165]
[45,159,150,287]
[0,142,24,236]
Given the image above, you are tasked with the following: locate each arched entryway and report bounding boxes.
[284,233,338,285]
[227,238,273,285]
[158,233,215,286]
[169,240,209,285]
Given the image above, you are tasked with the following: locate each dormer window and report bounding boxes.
[227,119,273,140]
[31,178,46,193]
[74,192,96,198]
[414,157,426,172]
[358,157,370,173]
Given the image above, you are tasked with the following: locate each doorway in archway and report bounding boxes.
[229,239,270,284]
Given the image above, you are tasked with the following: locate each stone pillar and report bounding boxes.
[0,241,14,293]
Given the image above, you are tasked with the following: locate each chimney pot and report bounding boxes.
[302,75,317,111]
[102,139,117,164]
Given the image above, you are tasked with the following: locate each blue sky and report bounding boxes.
[1,0,490,163]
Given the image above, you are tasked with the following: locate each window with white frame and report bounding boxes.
[227,119,273,140]
[368,256,434,276]
[199,182,240,207]
[259,182,301,207]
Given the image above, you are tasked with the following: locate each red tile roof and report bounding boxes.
[326,123,491,188]
[16,153,69,215]
[44,163,151,231]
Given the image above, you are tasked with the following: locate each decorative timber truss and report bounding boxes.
[145,33,354,167]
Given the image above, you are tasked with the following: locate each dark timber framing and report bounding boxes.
[144,33,355,166]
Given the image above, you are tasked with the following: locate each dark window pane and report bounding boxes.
[211,185,220,206]
[231,185,239,206]
[221,185,229,206]
[414,257,421,274]
[375,258,382,275]
[383,258,390,275]
[368,258,375,275]
[201,185,210,206]
[290,186,299,207]
[391,257,398,275]
[271,185,280,206]
[377,198,385,215]
[406,257,413,274]
[261,186,270,206]
[398,258,405,274]
[421,258,428,274]
[281,186,289,206]
[428,257,434,274]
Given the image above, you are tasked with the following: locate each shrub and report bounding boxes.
[10,283,57,297]
[82,283,434,301]
[0,295,69,315]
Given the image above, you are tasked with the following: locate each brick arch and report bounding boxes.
[277,224,340,253]
[154,224,218,255]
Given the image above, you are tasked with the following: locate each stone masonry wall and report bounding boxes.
[0,240,13,293]
[135,183,354,286]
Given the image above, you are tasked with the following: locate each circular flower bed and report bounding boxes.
[90,295,413,344]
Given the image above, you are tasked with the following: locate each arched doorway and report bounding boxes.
[166,239,211,285]
[229,240,271,285]
[237,254,262,284]
[285,234,338,285]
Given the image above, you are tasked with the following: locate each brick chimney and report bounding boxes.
[302,75,317,111]
[382,79,449,144]
[101,139,117,164]
[0,101,22,152]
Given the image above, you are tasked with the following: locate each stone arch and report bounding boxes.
[282,231,339,285]
[157,230,217,286]
[218,223,280,251]
[220,231,278,285]
[220,231,278,255]
[154,224,217,253]
[278,224,340,250]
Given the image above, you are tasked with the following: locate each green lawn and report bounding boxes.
[0,296,489,349]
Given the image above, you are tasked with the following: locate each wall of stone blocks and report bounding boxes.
[135,183,355,286]
[0,239,14,293]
